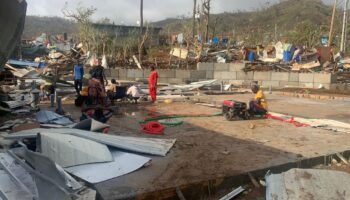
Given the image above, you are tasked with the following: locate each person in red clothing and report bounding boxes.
[148,66,158,103]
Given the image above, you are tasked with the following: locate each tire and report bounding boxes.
[224,112,234,121]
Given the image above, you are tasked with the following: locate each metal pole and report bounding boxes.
[341,0,349,52]
[328,0,337,47]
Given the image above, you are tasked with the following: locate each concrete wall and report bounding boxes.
[106,62,337,89]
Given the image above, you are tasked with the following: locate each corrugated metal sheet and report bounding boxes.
[38,132,113,167]
[0,152,37,200]
[36,110,74,125]
[72,118,110,132]
[8,128,176,156]
[266,169,350,200]
[0,100,29,109]
[66,149,151,183]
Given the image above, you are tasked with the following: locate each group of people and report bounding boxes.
[73,59,159,106]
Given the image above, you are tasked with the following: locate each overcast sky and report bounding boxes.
[26,0,332,25]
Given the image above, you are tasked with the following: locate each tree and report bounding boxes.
[202,0,211,42]
[62,4,97,51]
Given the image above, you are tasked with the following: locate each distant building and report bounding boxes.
[92,23,162,45]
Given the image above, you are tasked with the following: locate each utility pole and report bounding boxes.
[139,0,144,64]
[328,0,337,47]
[192,0,197,39]
[341,0,349,52]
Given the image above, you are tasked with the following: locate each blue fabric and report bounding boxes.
[212,37,220,44]
[248,52,255,62]
[74,64,84,80]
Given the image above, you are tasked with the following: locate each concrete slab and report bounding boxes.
[110,69,118,78]
[197,62,214,71]
[214,71,237,80]
[229,63,245,72]
[314,73,337,84]
[299,73,314,83]
[262,80,280,88]
[271,72,289,81]
[214,63,229,71]
[289,73,299,82]
[158,70,176,78]
[118,69,127,79]
[279,81,299,88]
[237,71,254,80]
[254,72,271,81]
[206,71,214,79]
[190,70,206,80]
[176,70,191,79]
[92,96,350,199]
[127,69,144,79]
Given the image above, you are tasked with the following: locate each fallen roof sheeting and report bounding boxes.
[0,152,37,200]
[266,168,350,200]
[269,112,350,133]
[66,149,151,184]
[37,132,113,167]
[7,128,176,156]
[36,110,74,125]
[72,118,110,132]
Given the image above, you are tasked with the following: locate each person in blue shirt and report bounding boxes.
[73,60,84,96]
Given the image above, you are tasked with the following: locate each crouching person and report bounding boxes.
[249,84,268,115]
[127,84,142,104]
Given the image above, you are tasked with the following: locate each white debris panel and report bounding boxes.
[66,149,151,183]
[7,128,176,156]
[266,168,350,200]
[38,132,113,167]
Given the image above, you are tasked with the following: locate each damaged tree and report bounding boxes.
[202,0,211,43]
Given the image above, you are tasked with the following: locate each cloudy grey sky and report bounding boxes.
[26,0,332,25]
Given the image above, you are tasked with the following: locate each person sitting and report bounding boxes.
[249,84,268,115]
[127,84,142,104]
[107,79,119,105]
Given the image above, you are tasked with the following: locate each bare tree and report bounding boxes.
[202,0,211,42]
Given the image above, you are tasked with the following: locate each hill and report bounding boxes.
[154,0,336,43]
[23,16,77,39]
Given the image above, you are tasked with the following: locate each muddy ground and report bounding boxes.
[8,92,350,199]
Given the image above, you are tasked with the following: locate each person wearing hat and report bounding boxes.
[73,60,84,96]
[249,84,268,115]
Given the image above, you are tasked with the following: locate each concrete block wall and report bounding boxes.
[104,62,337,89]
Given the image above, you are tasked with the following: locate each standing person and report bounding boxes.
[90,58,107,86]
[148,66,158,103]
[73,60,84,96]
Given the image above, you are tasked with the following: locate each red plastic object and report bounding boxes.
[141,122,165,135]
[223,100,234,107]
[265,114,310,127]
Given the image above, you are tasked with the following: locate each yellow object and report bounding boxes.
[164,99,173,104]
[255,89,268,110]
[80,86,88,96]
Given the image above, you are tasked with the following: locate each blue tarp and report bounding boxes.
[7,59,39,67]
